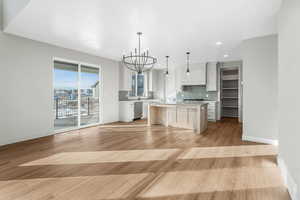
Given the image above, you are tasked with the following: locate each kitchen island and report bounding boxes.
[148,103,208,134]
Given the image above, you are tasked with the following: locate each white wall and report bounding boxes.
[153,70,165,100]
[165,68,178,102]
[278,0,300,198]
[241,35,278,144]
[0,4,119,146]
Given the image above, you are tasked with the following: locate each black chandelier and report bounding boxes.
[122,32,157,74]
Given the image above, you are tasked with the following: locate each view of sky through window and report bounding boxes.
[54,68,99,90]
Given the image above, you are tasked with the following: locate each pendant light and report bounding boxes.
[165,56,169,76]
[186,52,190,76]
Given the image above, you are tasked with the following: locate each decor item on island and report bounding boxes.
[122,32,157,74]
[165,56,169,76]
[186,52,190,75]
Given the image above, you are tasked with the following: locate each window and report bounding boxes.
[130,72,147,97]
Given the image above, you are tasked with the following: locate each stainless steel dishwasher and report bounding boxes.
[134,101,143,120]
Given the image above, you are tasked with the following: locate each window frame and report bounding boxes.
[53,57,103,133]
[130,72,148,97]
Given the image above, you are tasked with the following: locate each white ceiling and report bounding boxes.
[4,0,282,68]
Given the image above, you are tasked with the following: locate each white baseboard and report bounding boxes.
[278,157,299,200]
[242,135,278,146]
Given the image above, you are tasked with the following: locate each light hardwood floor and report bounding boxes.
[0,118,291,200]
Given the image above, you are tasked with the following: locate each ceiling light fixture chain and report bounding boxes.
[165,55,169,76]
[122,32,157,74]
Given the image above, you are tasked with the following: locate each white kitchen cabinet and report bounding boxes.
[119,64,132,90]
[142,101,149,119]
[119,101,134,122]
[206,62,218,91]
[181,63,206,85]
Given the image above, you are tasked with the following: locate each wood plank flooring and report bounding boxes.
[0,118,290,200]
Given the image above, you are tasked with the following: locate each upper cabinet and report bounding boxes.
[181,63,206,85]
[206,62,218,91]
[119,63,132,90]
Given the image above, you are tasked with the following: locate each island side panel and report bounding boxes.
[200,104,208,133]
[148,105,168,126]
[147,104,153,126]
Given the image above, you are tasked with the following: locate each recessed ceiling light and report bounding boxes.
[216,41,223,46]
[224,54,229,58]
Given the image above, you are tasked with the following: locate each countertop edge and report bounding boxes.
[150,103,209,107]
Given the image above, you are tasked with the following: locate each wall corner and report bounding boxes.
[277,156,299,200]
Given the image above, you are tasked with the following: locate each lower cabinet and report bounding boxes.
[119,101,134,122]
[142,102,149,119]
[119,100,159,122]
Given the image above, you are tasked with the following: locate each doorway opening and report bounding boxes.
[219,62,243,123]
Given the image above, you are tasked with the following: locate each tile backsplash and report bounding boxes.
[119,90,129,101]
[119,86,218,101]
[119,90,154,101]
[176,85,218,101]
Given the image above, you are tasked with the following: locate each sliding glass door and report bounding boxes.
[53,61,79,130]
[80,65,100,126]
[53,60,101,132]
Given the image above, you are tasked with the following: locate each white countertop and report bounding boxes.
[150,102,209,107]
[119,99,219,104]
[119,99,160,103]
